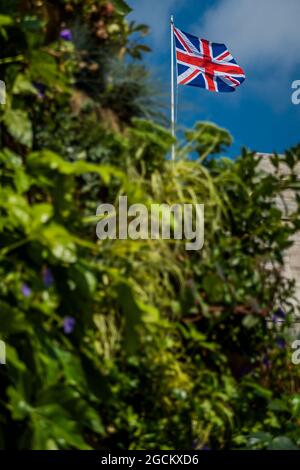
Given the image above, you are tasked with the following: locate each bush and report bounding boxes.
[0,0,300,450]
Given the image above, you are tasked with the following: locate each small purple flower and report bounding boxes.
[272,307,286,323]
[63,316,76,334]
[275,337,286,350]
[21,283,32,298]
[60,29,72,41]
[201,445,211,450]
[263,354,271,368]
[42,267,54,288]
[34,82,46,99]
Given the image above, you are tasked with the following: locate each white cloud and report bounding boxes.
[198,0,300,71]
[195,0,300,107]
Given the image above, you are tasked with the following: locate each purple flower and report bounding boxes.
[42,267,54,288]
[21,283,32,298]
[275,337,286,350]
[272,307,286,323]
[34,82,46,99]
[263,354,271,368]
[63,316,76,334]
[60,29,72,41]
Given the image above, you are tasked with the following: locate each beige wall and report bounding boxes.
[257,154,300,326]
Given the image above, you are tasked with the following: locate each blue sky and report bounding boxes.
[128,0,300,157]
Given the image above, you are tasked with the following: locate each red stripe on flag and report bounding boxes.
[179,69,200,85]
[216,50,230,61]
[200,39,212,60]
[176,51,205,68]
[205,73,217,91]
[174,28,193,54]
[176,51,244,76]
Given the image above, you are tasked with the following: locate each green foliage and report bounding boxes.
[0,0,300,451]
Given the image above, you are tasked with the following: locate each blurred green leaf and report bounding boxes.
[3,109,33,147]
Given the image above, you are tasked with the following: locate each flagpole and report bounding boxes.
[170,15,175,161]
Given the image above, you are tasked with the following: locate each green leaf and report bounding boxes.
[111,0,132,15]
[0,301,31,335]
[54,347,87,391]
[12,74,38,95]
[37,223,77,263]
[116,280,160,354]
[32,404,91,449]
[6,345,27,373]
[242,315,260,329]
[14,167,31,193]
[27,150,124,184]
[0,191,31,229]
[3,109,33,147]
[29,51,68,89]
[268,436,298,450]
[248,432,272,448]
[7,387,32,420]
[69,264,97,298]
[0,14,13,26]
[31,204,53,230]
[268,399,289,412]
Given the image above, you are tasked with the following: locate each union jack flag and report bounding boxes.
[174,26,245,93]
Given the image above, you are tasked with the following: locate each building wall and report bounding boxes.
[257,154,300,331]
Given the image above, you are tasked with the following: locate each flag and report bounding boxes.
[174,26,245,93]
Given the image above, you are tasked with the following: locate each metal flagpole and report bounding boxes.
[170,15,175,161]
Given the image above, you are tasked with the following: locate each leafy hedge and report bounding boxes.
[1,0,300,450]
